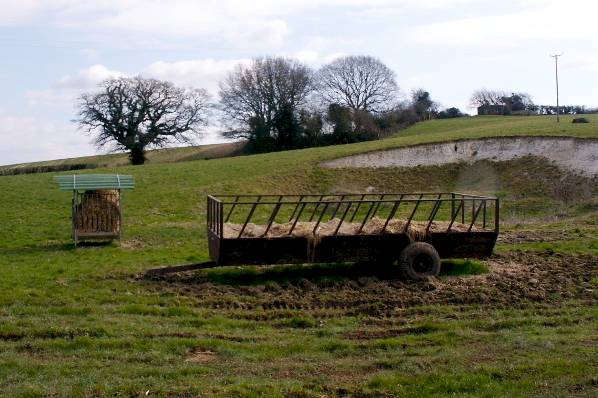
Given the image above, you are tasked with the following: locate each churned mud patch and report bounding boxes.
[497,229,586,244]
[143,252,597,317]
[185,348,218,364]
[120,238,145,250]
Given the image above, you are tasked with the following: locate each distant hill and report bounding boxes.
[3,113,597,176]
[0,141,246,175]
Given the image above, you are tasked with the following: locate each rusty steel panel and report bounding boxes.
[214,236,310,266]
[313,234,412,263]
[429,232,498,258]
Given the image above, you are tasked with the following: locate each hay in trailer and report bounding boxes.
[222,217,480,241]
[74,190,120,234]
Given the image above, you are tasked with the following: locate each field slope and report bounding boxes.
[0,115,597,397]
[0,141,245,175]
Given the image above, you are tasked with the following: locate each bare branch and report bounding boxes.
[316,56,398,113]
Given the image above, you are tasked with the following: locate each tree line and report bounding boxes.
[76,55,455,165]
[470,88,598,115]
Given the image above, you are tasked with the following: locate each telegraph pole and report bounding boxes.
[550,53,563,122]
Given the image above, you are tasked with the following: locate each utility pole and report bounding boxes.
[550,53,563,122]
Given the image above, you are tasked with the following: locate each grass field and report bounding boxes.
[0,115,597,397]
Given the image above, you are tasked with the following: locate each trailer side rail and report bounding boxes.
[207,192,499,239]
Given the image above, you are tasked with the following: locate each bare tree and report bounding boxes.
[316,55,398,113]
[469,88,508,108]
[219,57,313,151]
[76,77,210,165]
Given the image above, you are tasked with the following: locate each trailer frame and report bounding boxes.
[206,192,499,268]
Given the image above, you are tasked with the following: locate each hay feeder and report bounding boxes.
[54,174,135,246]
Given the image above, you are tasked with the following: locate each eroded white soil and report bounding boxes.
[322,136,598,176]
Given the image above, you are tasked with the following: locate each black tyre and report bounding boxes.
[398,242,441,281]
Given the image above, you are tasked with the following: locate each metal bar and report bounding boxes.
[309,195,325,221]
[495,199,500,233]
[218,200,223,238]
[213,198,217,233]
[334,202,352,235]
[262,197,283,237]
[119,190,123,241]
[425,196,443,232]
[208,197,212,232]
[72,192,77,246]
[214,191,467,197]
[382,198,401,233]
[370,194,385,218]
[224,195,240,222]
[144,261,218,277]
[446,200,464,232]
[213,198,216,233]
[349,194,366,222]
[468,201,485,232]
[192,192,497,203]
[403,194,424,232]
[428,193,443,220]
[215,199,218,234]
[238,203,258,238]
[215,197,491,206]
[329,195,346,219]
[313,203,330,234]
[483,200,487,229]
[461,198,465,224]
[358,201,377,233]
[288,195,305,222]
[288,203,307,235]
[451,193,455,220]
[451,192,494,199]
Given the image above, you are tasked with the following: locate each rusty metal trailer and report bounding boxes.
[198,192,499,281]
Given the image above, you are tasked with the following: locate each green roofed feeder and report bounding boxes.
[54,174,135,191]
[54,174,135,246]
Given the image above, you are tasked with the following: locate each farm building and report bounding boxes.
[477,104,506,115]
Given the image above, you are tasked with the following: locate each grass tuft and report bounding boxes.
[440,259,489,276]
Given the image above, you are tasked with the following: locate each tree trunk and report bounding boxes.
[129,144,146,165]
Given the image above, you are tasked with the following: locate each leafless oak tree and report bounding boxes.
[76,77,210,165]
[316,55,398,113]
[219,57,313,149]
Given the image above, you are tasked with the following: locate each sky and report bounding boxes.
[0,0,597,165]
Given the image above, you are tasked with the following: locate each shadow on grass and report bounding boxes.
[203,259,489,285]
[0,240,116,256]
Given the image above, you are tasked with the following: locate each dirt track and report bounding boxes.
[145,252,597,318]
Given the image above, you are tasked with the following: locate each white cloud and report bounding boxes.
[276,50,347,67]
[26,64,125,105]
[0,0,481,49]
[142,58,250,95]
[410,0,598,46]
[0,115,94,165]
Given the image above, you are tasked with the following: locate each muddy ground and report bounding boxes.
[144,251,597,319]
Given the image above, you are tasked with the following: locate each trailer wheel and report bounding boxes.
[398,242,441,281]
